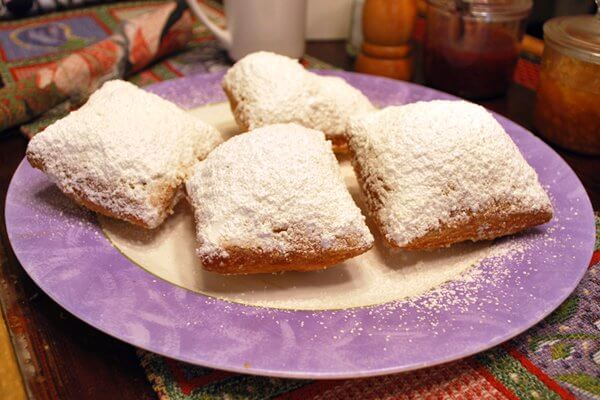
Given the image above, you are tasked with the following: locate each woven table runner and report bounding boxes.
[2,1,598,399]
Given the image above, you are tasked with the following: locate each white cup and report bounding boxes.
[186,0,307,61]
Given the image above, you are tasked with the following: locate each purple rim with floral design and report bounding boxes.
[5,71,595,379]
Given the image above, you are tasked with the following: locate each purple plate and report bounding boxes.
[5,71,595,379]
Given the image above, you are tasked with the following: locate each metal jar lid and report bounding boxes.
[543,4,600,65]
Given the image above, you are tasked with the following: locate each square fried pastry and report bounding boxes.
[27,80,223,229]
[186,123,374,274]
[222,51,374,152]
[346,100,553,250]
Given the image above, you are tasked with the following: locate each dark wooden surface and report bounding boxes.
[0,41,598,400]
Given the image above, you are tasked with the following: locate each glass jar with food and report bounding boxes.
[533,3,600,155]
[424,0,532,99]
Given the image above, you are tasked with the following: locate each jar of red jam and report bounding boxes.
[533,7,600,155]
[424,0,531,99]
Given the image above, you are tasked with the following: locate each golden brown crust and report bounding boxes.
[27,151,177,229]
[348,143,553,250]
[329,136,349,153]
[223,87,250,132]
[223,85,349,153]
[200,242,373,275]
[401,207,553,250]
[26,151,44,172]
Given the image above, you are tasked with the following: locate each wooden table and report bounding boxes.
[0,41,598,400]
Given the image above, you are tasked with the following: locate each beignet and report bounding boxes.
[346,100,553,249]
[27,80,223,229]
[222,51,375,152]
[186,123,374,274]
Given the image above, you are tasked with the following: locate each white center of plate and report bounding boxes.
[99,102,500,311]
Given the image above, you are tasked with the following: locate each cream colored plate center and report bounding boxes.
[99,102,500,311]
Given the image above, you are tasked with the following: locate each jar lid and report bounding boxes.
[544,11,600,64]
[427,0,532,20]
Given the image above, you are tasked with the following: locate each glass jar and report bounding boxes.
[423,0,532,99]
[533,8,600,155]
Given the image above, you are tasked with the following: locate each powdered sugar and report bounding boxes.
[222,51,374,143]
[26,80,223,228]
[101,202,524,310]
[185,123,373,264]
[347,100,553,247]
[98,101,560,312]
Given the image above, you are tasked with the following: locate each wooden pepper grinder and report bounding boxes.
[355,0,417,80]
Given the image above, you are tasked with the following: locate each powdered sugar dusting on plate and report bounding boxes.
[100,163,537,311]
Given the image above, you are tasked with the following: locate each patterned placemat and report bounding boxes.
[3,2,597,399]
